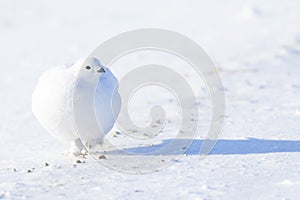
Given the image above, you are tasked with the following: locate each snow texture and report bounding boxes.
[0,0,300,199]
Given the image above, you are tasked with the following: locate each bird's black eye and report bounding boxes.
[85,66,91,70]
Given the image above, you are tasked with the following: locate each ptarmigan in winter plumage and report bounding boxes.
[32,57,121,155]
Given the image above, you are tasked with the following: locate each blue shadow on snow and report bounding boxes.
[107,138,300,155]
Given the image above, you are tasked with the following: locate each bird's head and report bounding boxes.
[82,57,106,75]
[72,57,106,84]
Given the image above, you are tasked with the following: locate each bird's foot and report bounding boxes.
[71,149,88,158]
[70,138,88,157]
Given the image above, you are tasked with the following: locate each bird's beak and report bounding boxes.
[97,67,105,73]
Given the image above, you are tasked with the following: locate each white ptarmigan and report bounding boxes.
[32,57,121,155]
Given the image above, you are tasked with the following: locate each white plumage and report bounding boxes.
[32,57,121,155]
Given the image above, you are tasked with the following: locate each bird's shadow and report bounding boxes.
[106,138,300,155]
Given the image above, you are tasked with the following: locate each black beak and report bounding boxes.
[97,67,105,73]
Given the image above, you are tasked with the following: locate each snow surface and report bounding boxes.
[0,0,300,199]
